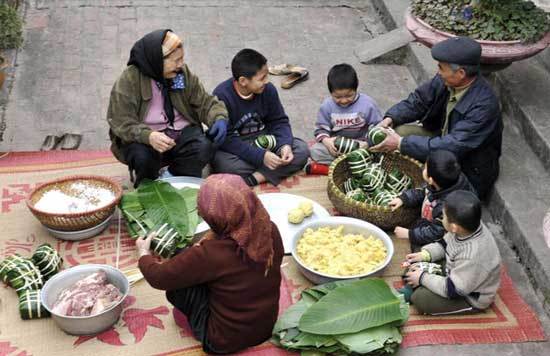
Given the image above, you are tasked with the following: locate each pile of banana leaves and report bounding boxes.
[272,278,408,355]
[119,180,202,256]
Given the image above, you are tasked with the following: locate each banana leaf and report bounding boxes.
[19,289,50,320]
[335,324,402,354]
[6,259,43,296]
[120,191,147,237]
[273,298,310,334]
[176,187,202,238]
[0,254,26,283]
[298,279,403,335]
[31,243,63,281]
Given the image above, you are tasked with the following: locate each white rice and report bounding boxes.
[34,182,115,214]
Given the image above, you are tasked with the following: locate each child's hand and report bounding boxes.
[264,151,284,170]
[394,226,409,239]
[321,137,338,157]
[279,145,294,166]
[404,266,423,288]
[404,252,424,265]
[388,197,403,211]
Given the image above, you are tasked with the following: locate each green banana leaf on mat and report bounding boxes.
[272,278,409,355]
[119,180,202,251]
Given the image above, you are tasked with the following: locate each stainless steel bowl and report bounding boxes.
[41,264,130,335]
[291,216,394,284]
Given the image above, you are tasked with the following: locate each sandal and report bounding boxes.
[269,64,308,76]
[281,70,309,89]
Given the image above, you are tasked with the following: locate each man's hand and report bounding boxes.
[369,128,402,153]
[404,266,423,288]
[321,137,338,157]
[388,197,403,211]
[394,226,409,239]
[279,145,294,166]
[377,117,393,128]
[207,119,228,146]
[149,131,176,153]
[264,151,284,170]
[136,232,154,257]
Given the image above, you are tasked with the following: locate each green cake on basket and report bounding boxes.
[327,148,424,230]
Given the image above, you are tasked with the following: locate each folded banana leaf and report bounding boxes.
[119,180,202,253]
[0,254,27,283]
[31,243,63,281]
[19,289,50,320]
[6,259,43,296]
[272,279,409,355]
[150,223,178,258]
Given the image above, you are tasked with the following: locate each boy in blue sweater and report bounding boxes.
[308,64,382,173]
[212,49,309,186]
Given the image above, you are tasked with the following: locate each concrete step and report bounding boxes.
[488,113,550,314]
[492,58,550,173]
[354,26,414,64]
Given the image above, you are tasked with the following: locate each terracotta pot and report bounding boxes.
[405,8,550,65]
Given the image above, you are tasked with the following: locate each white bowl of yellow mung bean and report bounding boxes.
[291,217,394,284]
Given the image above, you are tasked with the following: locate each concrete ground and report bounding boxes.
[1,0,549,354]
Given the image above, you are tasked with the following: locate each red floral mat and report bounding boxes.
[0,151,545,356]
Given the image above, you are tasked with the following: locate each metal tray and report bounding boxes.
[257,193,331,254]
[159,176,209,235]
[45,214,113,241]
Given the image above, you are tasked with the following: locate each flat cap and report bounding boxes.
[431,36,481,65]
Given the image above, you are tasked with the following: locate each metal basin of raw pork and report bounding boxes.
[41,264,130,335]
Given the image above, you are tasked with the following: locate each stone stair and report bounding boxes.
[371,0,550,314]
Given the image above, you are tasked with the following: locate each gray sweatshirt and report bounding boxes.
[314,93,382,142]
[421,224,501,310]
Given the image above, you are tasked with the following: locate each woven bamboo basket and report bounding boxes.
[328,152,423,231]
[26,175,123,231]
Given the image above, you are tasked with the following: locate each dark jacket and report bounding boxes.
[385,75,503,199]
[107,64,228,163]
[139,222,284,353]
[401,173,476,247]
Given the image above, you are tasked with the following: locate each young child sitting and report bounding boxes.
[136,174,284,354]
[389,149,476,251]
[211,48,309,186]
[307,63,382,175]
[402,190,502,315]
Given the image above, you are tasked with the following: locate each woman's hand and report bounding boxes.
[136,232,155,257]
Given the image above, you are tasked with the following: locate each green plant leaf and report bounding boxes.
[298,279,403,335]
[335,324,402,354]
[273,298,310,334]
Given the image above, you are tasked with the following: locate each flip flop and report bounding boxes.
[281,70,309,89]
[269,64,308,76]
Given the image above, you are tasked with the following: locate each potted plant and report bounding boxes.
[406,0,550,66]
[0,0,23,89]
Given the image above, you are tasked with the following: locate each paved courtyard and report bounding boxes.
[0,1,549,354]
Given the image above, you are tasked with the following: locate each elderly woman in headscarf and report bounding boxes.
[108,29,229,187]
[136,174,284,354]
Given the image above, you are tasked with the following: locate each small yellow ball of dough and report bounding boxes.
[288,208,305,224]
[298,201,314,217]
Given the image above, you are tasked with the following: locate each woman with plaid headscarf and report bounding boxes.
[136,174,284,354]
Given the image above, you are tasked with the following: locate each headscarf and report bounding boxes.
[127,29,182,125]
[197,174,274,275]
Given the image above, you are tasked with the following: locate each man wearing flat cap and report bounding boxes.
[108,29,229,187]
[371,36,503,199]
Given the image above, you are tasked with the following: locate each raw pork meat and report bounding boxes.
[52,270,123,316]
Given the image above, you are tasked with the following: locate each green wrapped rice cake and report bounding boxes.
[346,148,373,178]
[19,289,50,320]
[343,178,359,194]
[0,254,27,284]
[368,126,387,146]
[6,259,43,296]
[334,136,359,155]
[346,188,367,203]
[385,168,412,194]
[373,189,397,207]
[360,164,387,192]
[254,134,277,151]
[31,243,63,281]
[151,224,178,258]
